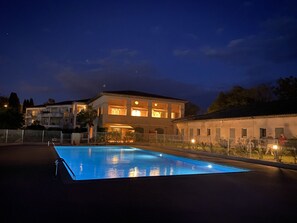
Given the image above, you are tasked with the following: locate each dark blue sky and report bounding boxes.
[1,0,297,109]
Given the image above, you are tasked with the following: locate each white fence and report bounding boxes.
[1,129,296,165]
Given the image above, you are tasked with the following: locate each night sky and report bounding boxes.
[1,0,297,109]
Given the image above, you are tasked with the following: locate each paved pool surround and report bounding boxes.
[1,144,297,223]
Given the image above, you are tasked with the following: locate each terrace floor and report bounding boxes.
[1,144,297,223]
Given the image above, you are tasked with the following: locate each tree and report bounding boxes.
[8,92,20,112]
[76,106,97,142]
[185,102,200,116]
[44,98,55,105]
[0,96,9,108]
[273,76,297,100]
[208,84,273,113]
[0,108,24,129]
[22,98,34,113]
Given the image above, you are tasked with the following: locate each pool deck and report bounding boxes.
[1,144,297,223]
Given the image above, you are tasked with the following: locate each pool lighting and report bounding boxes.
[159,153,163,157]
[207,164,213,168]
[191,139,196,144]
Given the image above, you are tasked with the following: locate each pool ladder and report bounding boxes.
[55,157,76,180]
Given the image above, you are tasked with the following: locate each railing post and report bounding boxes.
[5,129,8,143]
[21,130,24,143]
[227,138,229,155]
[42,130,44,143]
[60,131,63,144]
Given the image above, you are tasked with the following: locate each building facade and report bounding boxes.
[89,91,186,135]
[25,100,88,129]
[174,100,297,144]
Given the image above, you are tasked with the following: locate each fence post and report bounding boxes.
[42,130,44,143]
[5,129,8,143]
[21,130,24,143]
[227,138,230,155]
[60,131,63,144]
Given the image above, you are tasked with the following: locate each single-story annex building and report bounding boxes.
[173,100,297,145]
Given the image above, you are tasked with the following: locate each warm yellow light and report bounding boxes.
[134,101,139,105]
[191,139,196,144]
[4,104,8,108]
[273,144,278,150]
[154,103,158,106]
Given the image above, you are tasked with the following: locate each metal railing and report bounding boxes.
[55,157,76,180]
[1,129,296,165]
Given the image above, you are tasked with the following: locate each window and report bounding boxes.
[242,128,247,137]
[171,104,181,119]
[189,128,193,138]
[207,128,211,136]
[131,100,148,117]
[230,128,235,138]
[215,128,221,139]
[152,102,168,118]
[260,128,266,138]
[197,128,200,136]
[108,99,127,116]
[110,107,121,115]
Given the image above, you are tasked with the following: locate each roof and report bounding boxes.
[176,99,297,122]
[100,90,187,102]
[32,98,90,108]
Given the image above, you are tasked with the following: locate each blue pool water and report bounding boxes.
[54,146,249,181]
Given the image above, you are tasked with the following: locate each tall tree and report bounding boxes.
[185,102,200,116]
[22,99,29,113]
[208,84,273,113]
[8,92,20,112]
[273,76,297,100]
[22,98,35,113]
[29,98,34,106]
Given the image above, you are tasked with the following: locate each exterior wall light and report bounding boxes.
[134,101,139,105]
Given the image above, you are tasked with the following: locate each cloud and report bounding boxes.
[201,17,297,65]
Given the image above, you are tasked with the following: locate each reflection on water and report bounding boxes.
[149,167,160,176]
[107,168,124,178]
[129,167,146,177]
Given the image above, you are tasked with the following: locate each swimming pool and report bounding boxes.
[54,146,249,181]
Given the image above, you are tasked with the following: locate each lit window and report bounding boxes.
[111,108,121,115]
[152,111,161,118]
[131,100,148,117]
[132,109,141,116]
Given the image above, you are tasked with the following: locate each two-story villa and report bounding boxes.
[89,91,186,135]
